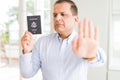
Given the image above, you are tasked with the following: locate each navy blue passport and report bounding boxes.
[27,15,42,34]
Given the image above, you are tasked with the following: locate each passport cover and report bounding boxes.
[27,15,42,34]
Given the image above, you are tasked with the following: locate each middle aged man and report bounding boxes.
[20,0,106,80]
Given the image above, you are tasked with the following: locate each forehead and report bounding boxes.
[54,2,71,13]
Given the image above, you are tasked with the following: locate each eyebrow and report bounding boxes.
[53,11,68,14]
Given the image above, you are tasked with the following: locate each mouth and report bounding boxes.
[55,24,63,26]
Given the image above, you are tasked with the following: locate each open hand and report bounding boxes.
[72,18,99,59]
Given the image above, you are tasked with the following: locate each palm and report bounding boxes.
[72,37,98,58]
[72,19,99,59]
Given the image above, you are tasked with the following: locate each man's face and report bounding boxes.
[53,2,78,34]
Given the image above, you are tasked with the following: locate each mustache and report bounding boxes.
[54,21,64,26]
[55,24,63,26]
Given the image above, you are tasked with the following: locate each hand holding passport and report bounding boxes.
[27,15,42,34]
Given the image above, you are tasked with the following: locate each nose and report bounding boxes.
[55,14,62,21]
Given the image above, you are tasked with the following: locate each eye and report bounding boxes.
[53,13,57,18]
[61,13,65,16]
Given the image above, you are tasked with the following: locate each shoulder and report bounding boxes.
[40,33,57,40]
[36,33,57,44]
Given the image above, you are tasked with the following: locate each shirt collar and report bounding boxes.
[56,30,77,44]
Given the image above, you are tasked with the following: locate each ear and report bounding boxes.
[74,16,79,24]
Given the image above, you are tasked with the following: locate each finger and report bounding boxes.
[23,36,32,43]
[83,18,88,38]
[88,20,94,38]
[21,38,32,49]
[72,36,77,48]
[21,39,28,48]
[25,31,32,34]
[23,32,33,41]
[78,21,83,38]
[23,42,29,49]
[94,26,99,41]
[25,31,33,38]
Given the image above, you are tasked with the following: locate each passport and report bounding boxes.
[27,15,42,34]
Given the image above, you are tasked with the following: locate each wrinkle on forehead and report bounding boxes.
[54,2,72,14]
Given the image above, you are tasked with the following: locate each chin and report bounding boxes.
[55,30,62,33]
[55,28,63,33]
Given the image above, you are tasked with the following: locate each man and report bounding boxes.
[20,0,105,80]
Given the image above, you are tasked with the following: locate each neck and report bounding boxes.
[59,31,72,40]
